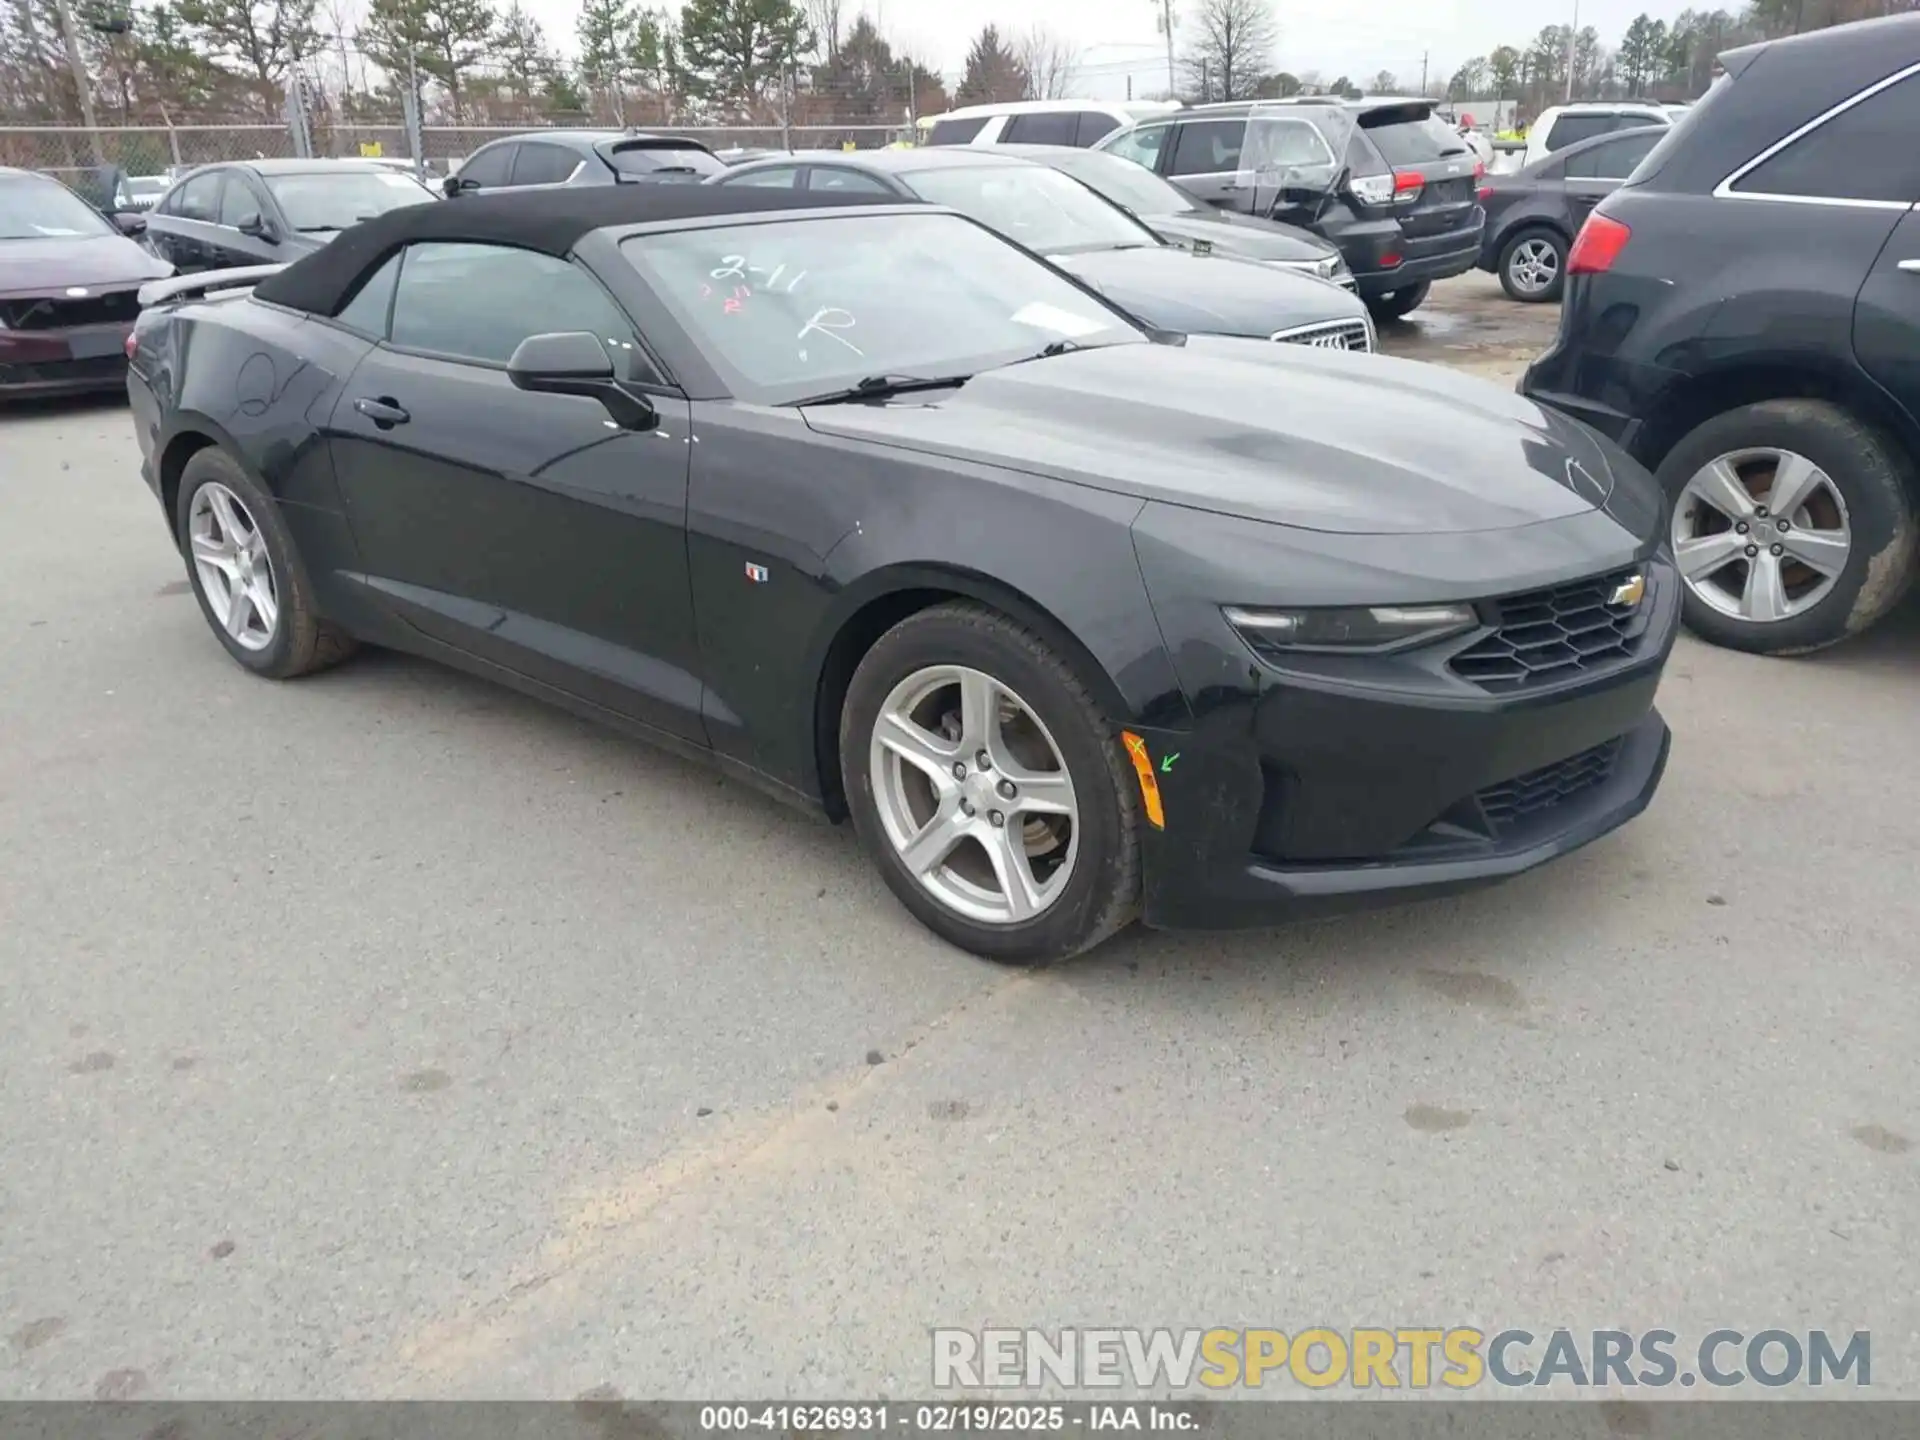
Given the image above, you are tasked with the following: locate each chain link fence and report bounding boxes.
[1,118,903,190]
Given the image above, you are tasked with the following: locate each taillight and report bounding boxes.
[124,330,138,359]
[1476,185,1493,203]
[1568,213,1632,275]
[1393,171,1424,205]
[1380,252,1402,269]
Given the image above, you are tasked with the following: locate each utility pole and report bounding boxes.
[1420,51,1428,94]
[1200,59,1209,102]
[1153,0,1176,99]
[1566,0,1579,101]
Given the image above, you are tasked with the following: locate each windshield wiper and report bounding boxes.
[1009,340,1086,365]
[792,373,972,406]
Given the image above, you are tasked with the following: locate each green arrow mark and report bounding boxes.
[1159,752,1180,774]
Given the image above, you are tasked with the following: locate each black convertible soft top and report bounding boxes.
[252,183,905,317]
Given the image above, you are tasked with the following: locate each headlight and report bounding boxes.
[1272,256,1346,281]
[1223,603,1478,655]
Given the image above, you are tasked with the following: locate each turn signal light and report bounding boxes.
[1568,214,1632,275]
[124,331,138,359]
[1119,732,1166,831]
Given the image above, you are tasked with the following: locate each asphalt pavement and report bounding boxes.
[2,275,1916,1400]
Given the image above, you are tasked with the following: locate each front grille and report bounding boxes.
[1450,567,1650,691]
[1271,318,1374,352]
[0,288,140,331]
[1477,737,1624,833]
[0,355,126,387]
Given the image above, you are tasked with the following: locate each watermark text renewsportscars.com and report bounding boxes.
[932,1328,1872,1391]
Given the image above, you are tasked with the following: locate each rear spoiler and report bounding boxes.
[137,264,287,309]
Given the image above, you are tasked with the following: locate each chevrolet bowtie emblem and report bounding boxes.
[1610,573,1647,608]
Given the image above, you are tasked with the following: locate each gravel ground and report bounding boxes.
[1,275,1915,1401]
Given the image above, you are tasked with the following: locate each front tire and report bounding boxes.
[840,603,1141,964]
[1497,226,1566,302]
[175,447,356,678]
[1657,400,1918,654]
[1366,281,1430,322]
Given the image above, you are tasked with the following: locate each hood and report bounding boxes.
[0,233,172,295]
[801,337,1631,537]
[1145,211,1333,265]
[1050,246,1360,337]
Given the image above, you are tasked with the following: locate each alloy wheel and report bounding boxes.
[1507,237,1559,296]
[188,481,280,652]
[868,665,1079,926]
[1670,447,1852,624]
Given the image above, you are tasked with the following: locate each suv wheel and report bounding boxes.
[1498,227,1566,302]
[1658,400,1918,654]
[840,602,1141,965]
[1366,282,1430,322]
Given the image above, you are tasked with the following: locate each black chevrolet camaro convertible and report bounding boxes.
[128,185,1679,963]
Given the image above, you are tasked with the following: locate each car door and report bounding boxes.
[152,167,225,271]
[1162,118,1252,210]
[1559,129,1662,229]
[448,142,515,196]
[1848,76,1920,435]
[323,240,706,742]
[212,168,280,267]
[507,140,586,190]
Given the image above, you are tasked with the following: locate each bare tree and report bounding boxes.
[803,0,841,61]
[1016,23,1079,99]
[1179,0,1276,102]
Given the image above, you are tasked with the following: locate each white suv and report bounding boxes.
[1521,103,1670,168]
[920,99,1182,151]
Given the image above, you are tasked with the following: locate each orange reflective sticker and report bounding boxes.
[1120,731,1166,830]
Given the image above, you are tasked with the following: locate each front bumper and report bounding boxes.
[0,325,131,398]
[1126,564,1680,930]
[1137,708,1670,928]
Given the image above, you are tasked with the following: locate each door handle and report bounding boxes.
[353,396,410,428]
[1899,259,1920,273]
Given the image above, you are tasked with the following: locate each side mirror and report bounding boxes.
[443,175,477,198]
[237,211,278,243]
[111,211,147,235]
[507,331,655,431]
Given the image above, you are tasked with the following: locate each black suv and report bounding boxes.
[1523,15,1920,655]
[1097,98,1484,321]
[445,130,727,197]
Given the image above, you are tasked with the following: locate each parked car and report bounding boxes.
[1477,125,1665,301]
[991,143,1353,288]
[115,174,170,211]
[445,130,728,197]
[128,184,1678,962]
[710,148,1375,350]
[920,99,1181,150]
[144,159,436,274]
[1096,99,1485,321]
[1519,103,1671,169]
[0,165,170,398]
[1523,15,1920,655]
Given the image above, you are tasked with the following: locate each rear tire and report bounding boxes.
[175,447,357,679]
[1656,399,1918,654]
[1497,226,1566,302]
[839,602,1140,965]
[1366,281,1430,322]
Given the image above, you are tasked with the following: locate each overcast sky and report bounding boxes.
[518,0,1693,98]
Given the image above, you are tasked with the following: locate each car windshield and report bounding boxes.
[1045,152,1203,217]
[620,210,1143,403]
[899,164,1160,255]
[0,177,114,240]
[263,170,436,232]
